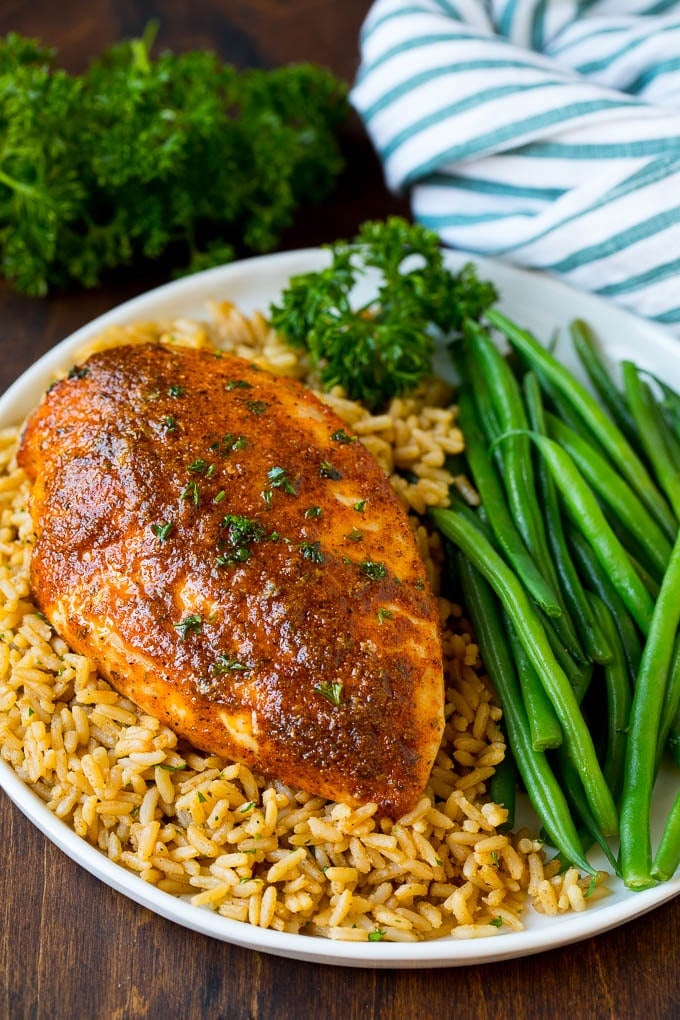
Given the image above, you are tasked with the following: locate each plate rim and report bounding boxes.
[2,247,679,968]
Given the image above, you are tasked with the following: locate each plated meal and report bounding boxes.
[1,236,680,967]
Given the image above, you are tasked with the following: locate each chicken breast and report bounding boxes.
[18,341,444,816]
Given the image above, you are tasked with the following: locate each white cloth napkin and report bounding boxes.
[351,0,680,334]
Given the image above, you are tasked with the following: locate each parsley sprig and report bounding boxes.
[0,27,348,296]
[270,217,497,411]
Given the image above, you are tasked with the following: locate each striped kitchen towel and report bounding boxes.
[351,0,680,333]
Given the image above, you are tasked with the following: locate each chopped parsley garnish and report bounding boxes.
[304,506,322,519]
[161,415,177,432]
[377,607,393,623]
[173,614,203,639]
[266,466,297,495]
[210,433,248,456]
[67,364,89,380]
[360,560,387,581]
[213,490,226,503]
[181,480,200,505]
[368,929,386,942]
[489,917,503,928]
[239,801,256,813]
[151,521,173,541]
[168,384,185,398]
[353,499,366,513]
[319,460,342,480]
[313,681,343,706]
[261,489,274,508]
[226,379,252,391]
[299,540,323,563]
[197,791,207,803]
[216,514,267,565]
[211,654,250,674]
[330,428,356,444]
[158,762,187,772]
[245,400,268,415]
[345,528,363,543]
[188,458,211,474]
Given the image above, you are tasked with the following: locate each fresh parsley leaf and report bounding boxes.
[313,681,343,706]
[173,614,203,639]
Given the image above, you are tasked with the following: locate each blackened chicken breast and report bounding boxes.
[18,342,444,816]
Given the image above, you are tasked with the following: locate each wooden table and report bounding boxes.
[1,4,678,1017]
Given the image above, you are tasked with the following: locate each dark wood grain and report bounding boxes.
[1,4,679,1019]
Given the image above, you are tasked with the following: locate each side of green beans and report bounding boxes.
[431,506,619,839]
[441,308,680,890]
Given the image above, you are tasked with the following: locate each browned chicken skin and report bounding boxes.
[18,342,445,816]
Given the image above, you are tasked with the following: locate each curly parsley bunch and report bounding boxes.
[0,27,349,295]
[270,217,497,411]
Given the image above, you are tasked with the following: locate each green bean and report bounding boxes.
[642,370,680,442]
[431,506,618,838]
[665,705,680,770]
[587,594,631,804]
[622,360,680,521]
[540,612,592,693]
[503,611,562,751]
[555,744,620,874]
[651,790,680,882]
[486,309,677,541]
[464,322,553,560]
[646,385,680,476]
[457,388,562,617]
[567,526,643,684]
[657,639,680,763]
[457,553,595,873]
[545,412,671,579]
[619,530,680,889]
[495,431,655,635]
[458,341,502,447]
[524,374,612,665]
[488,752,517,831]
[570,319,643,456]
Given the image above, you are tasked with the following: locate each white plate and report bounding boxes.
[1,248,679,968]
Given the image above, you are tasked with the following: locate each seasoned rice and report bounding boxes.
[0,303,608,941]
